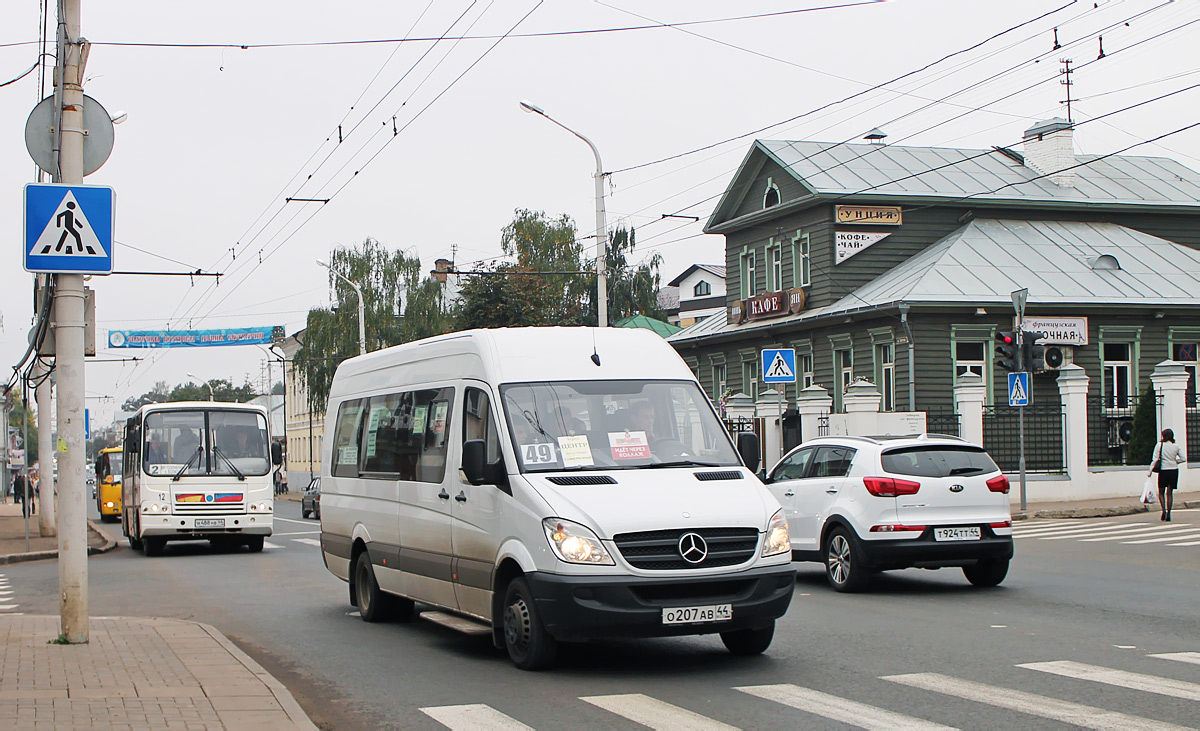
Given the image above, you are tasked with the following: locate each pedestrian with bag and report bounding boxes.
[1148,428,1185,521]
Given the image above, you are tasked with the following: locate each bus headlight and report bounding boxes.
[143,503,165,514]
[248,502,271,512]
[761,510,790,557]
[542,518,614,565]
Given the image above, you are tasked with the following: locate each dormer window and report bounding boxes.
[694,280,711,297]
[763,177,781,208]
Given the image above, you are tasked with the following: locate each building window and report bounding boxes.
[799,354,814,389]
[791,233,811,288]
[742,361,758,401]
[1102,342,1133,409]
[740,248,757,298]
[1174,342,1198,407]
[763,178,780,208]
[876,343,895,412]
[955,342,986,382]
[835,349,853,412]
[693,280,711,297]
[712,363,727,398]
[767,241,783,292]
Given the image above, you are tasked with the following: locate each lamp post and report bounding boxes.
[186,373,214,401]
[317,259,366,355]
[519,100,609,327]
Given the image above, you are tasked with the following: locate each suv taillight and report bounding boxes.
[863,476,921,497]
[986,474,1011,494]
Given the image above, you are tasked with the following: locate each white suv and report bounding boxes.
[764,434,1013,592]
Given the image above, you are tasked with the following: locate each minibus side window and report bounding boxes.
[332,399,365,478]
[362,393,403,476]
[413,388,454,483]
[463,387,502,465]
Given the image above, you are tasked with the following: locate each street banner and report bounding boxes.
[107,326,282,349]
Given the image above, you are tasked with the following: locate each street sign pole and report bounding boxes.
[1012,289,1029,512]
[762,349,797,468]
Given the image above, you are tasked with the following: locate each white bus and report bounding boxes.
[121,401,277,556]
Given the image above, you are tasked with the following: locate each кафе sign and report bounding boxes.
[731,288,807,324]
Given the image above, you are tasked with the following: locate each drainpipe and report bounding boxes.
[899,303,915,410]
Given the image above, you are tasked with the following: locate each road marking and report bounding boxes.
[274,517,312,526]
[884,672,1189,730]
[293,538,322,547]
[1165,539,1200,546]
[0,605,19,611]
[582,693,738,730]
[276,530,321,536]
[1077,526,1186,542]
[1018,660,1200,701]
[1010,522,1119,537]
[1035,525,1163,540]
[1120,530,1200,544]
[262,540,283,550]
[421,703,533,730]
[1151,652,1200,665]
[736,683,954,730]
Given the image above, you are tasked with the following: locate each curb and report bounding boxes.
[194,620,318,730]
[0,518,119,564]
[1012,498,1200,521]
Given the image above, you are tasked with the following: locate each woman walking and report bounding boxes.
[1148,429,1185,521]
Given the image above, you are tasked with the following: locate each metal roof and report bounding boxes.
[667,264,726,287]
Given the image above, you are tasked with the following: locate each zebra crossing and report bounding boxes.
[0,573,19,615]
[1011,513,1200,547]
[419,653,1200,729]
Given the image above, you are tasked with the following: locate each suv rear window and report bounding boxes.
[881,445,998,478]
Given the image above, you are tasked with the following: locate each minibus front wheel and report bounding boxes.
[502,577,557,670]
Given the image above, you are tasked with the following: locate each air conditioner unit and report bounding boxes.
[1038,344,1074,371]
[1107,417,1134,449]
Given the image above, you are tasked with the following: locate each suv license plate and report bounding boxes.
[662,604,732,625]
[934,526,981,541]
[194,518,225,529]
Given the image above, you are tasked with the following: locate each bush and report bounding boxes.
[1127,385,1157,465]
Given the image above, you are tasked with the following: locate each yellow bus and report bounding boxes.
[95,446,123,522]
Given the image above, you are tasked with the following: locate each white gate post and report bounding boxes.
[796,385,831,444]
[1151,361,1190,488]
[953,374,987,446]
[842,379,882,437]
[756,389,784,467]
[1056,364,1090,489]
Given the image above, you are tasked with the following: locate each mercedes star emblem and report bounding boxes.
[678,532,708,564]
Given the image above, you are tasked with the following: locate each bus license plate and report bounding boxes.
[934,526,980,541]
[195,519,225,529]
[662,604,732,625]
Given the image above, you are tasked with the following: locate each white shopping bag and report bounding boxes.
[1141,476,1157,505]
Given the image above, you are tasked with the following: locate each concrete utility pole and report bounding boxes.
[35,358,56,537]
[54,0,89,643]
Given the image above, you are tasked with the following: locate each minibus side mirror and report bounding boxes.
[736,432,760,474]
[462,439,508,492]
[271,441,283,467]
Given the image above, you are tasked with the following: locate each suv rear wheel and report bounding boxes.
[825,527,870,593]
[963,558,1009,587]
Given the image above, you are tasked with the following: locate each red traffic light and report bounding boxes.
[996,332,1015,345]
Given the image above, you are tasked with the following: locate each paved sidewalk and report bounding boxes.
[1014,489,1200,520]
[0,501,112,563]
[0,615,315,730]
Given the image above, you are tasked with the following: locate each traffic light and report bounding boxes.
[995,331,1018,372]
[1023,330,1046,371]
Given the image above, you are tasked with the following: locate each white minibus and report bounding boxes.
[320,327,795,669]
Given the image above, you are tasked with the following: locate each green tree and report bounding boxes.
[294,237,455,413]
[604,225,664,321]
[122,381,170,412]
[1128,385,1158,465]
[169,378,258,403]
[7,392,38,464]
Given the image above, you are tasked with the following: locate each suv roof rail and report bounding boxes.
[920,432,968,442]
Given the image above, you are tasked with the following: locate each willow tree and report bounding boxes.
[294,238,455,413]
[604,225,664,321]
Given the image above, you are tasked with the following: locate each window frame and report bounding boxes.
[790,232,811,288]
[767,240,783,292]
[740,247,758,299]
[693,279,712,297]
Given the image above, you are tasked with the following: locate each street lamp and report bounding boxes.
[316,259,366,356]
[520,100,609,327]
[186,372,214,401]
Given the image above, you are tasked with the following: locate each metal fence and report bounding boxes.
[1187,408,1199,464]
[982,404,1065,473]
[1086,392,1160,467]
[926,411,961,438]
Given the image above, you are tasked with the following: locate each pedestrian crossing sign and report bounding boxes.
[24,183,114,274]
[1008,372,1029,407]
[762,348,797,383]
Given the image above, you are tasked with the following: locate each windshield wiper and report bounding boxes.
[212,446,246,481]
[642,460,724,469]
[948,467,984,476]
[173,447,203,481]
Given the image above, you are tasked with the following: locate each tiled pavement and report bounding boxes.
[0,615,315,730]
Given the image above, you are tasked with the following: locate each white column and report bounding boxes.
[755,389,783,467]
[1055,364,1090,488]
[724,392,755,421]
[1151,361,1189,487]
[796,385,831,444]
[953,373,987,447]
[842,379,882,437]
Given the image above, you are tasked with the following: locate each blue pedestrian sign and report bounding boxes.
[24,183,114,275]
[762,348,797,383]
[1008,372,1030,407]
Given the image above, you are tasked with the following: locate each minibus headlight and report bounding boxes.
[762,510,790,557]
[542,518,614,565]
[248,502,271,512]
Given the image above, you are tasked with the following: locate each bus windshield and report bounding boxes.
[142,409,270,477]
[499,380,740,473]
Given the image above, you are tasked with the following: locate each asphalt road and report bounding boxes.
[2,503,1197,729]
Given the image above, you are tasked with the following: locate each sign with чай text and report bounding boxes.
[835,205,902,225]
[835,231,891,263]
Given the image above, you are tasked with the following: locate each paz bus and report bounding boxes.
[94,446,123,522]
[121,401,278,556]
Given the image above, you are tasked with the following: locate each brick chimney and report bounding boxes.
[432,258,453,283]
[1022,118,1075,188]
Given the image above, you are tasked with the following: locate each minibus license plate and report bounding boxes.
[195,519,225,529]
[662,604,732,625]
[934,526,980,541]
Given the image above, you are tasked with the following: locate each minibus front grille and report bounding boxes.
[546,475,617,486]
[694,470,743,481]
[613,528,759,570]
[171,504,244,514]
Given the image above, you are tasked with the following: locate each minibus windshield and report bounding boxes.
[142,409,270,477]
[499,380,740,473]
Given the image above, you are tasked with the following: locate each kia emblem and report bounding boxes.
[949,484,965,493]
[678,532,708,563]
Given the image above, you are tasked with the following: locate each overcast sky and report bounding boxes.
[2,0,1198,428]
